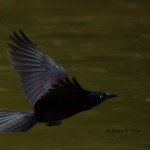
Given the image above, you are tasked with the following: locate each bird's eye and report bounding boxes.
[99,95,103,99]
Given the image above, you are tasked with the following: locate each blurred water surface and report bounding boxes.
[0,0,150,150]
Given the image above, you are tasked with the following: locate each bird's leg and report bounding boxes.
[46,120,62,126]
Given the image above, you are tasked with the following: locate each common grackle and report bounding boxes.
[0,30,117,132]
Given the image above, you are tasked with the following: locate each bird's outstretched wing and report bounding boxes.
[7,30,68,106]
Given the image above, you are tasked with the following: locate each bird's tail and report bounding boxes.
[0,109,37,132]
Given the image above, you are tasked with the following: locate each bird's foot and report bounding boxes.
[46,120,62,126]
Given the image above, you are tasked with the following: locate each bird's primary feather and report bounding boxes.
[7,30,68,106]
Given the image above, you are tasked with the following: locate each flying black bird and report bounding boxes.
[0,30,117,132]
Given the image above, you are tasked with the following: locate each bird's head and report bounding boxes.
[84,90,117,110]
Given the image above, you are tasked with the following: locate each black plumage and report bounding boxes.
[0,30,117,132]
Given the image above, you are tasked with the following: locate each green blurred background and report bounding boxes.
[0,0,150,149]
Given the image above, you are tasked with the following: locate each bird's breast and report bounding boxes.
[34,90,86,122]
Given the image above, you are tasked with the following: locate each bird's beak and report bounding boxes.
[105,93,117,100]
